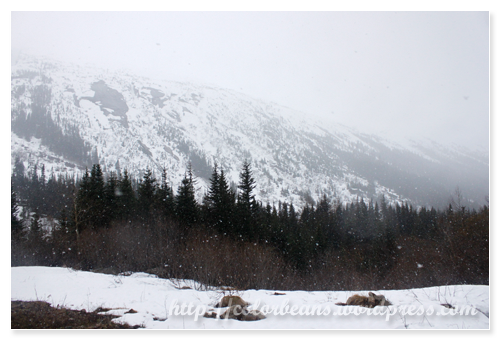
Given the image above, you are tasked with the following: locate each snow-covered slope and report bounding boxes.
[10,54,489,209]
[11,266,489,329]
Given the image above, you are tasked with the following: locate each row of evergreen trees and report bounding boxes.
[61,161,265,247]
[11,159,489,289]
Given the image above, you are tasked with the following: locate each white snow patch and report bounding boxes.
[79,99,110,130]
[11,266,489,329]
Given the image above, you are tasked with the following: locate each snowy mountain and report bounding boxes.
[10,54,489,209]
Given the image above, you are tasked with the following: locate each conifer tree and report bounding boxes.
[137,168,157,220]
[205,163,220,210]
[29,212,42,238]
[204,163,220,229]
[116,169,136,221]
[11,189,24,240]
[215,168,236,235]
[236,160,257,240]
[104,172,118,222]
[156,167,174,218]
[73,168,91,236]
[89,164,108,228]
[175,164,199,234]
[237,160,256,208]
[72,164,108,232]
[28,164,42,213]
[89,164,105,201]
[12,157,26,189]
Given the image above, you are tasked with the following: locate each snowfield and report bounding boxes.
[11,266,489,329]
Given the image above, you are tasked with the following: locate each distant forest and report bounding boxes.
[11,159,488,291]
[11,84,93,166]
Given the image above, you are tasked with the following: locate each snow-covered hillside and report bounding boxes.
[11,54,489,209]
[11,266,489,329]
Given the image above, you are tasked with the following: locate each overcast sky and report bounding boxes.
[11,11,489,151]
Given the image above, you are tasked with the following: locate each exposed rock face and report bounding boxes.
[81,80,129,128]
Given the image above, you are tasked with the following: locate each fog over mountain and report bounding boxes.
[10,54,488,209]
[11,11,489,152]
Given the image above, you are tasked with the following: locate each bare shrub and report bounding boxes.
[174,227,290,290]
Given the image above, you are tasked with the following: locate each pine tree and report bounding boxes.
[205,165,236,236]
[116,169,136,221]
[156,167,174,218]
[104,172,118,222]
[205,163,220,210]
[72,164,108,233]
[237,160,256,208]
[175,164,199,234]
[236,160,257,241]
[89,164,108,228]
[218,168,236,234]
[40,164,46,213]
[28,164,41,213]
[11,189,24,240]
[12,157,27,198]
[72,168,91,236]
[89,164,105,201]
[29,212,42,237]
[204,163,220,229]
[137,168,157,220]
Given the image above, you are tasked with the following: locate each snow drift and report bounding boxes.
[11,266,489,329]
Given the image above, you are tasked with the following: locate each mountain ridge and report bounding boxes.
[10,54,489,209]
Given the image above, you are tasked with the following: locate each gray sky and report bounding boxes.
[11,11,489,151]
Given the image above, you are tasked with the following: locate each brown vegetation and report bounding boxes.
[11,204,489,292]
[336,292,391,308]
[11,301,139,329]
[215,295,248,308]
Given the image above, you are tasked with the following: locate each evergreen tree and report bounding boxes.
[217,168,236,235]
[175,164,199,234]
[45,173,59,217]
[28,164,41,213]
[237,160,256,208]
[71,164,108,233]
[72,168,91,236]
[268,204,286,252]
[89,164,105,200]
[313,195,331,251]
[205,163,220,213]
[12,157,27,198]
[29,212,42,237]
[104,172,119,222]
[89,164,108,228]
[236,160,257,240]
[11,189,24,240]
[137,168,157,220]
[204,164,236,236]
[116,169,136,221]
[156,167,174,218]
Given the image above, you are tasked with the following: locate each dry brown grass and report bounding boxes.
[11,301,140,329]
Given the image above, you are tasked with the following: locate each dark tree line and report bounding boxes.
[11,159,489,290]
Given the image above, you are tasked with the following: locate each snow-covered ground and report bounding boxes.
[11,266,489,329]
